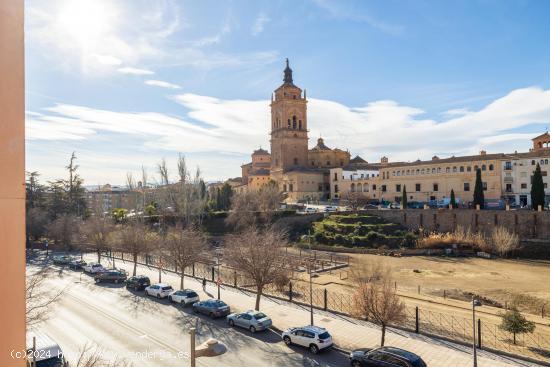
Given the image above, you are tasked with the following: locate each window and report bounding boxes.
[292,115,297,129]
[446,167,450,173]
[437,167,441,173]
[521,183,527,189]
[464,182,470,191]
[287,119,291,128]
[504,162,512,170]
[326,161,331,166]
[489,164,494,171]
[431,168,435,174]
[545,183,548,189]
[318,184,322,192]
[483,182,487,191]
[421,169,425,174]
[532,160,536,165]
[415,183,421,192]
[283,184,287,192]
[460,166,464,172]
[482,164,486,171]
[334,172,338,181]
[311,161,315,166]
[543,171,548,177]
[334,185,338,193]
[467,166,471,172]
[433,183,439,191]
[453,166,457,172]
[289,184,293,192]
[505,183,512,192]
[396,184,401,192]
[381,185,387,192]
[372,184,377,191]
[299,120,302,130]
[293,158,298,165]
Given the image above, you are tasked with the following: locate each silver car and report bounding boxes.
[227,310,272,333]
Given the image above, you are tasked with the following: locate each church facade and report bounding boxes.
[238,59,352,202]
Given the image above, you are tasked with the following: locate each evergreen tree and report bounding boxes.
[473,168,484,209]
[220,182,233,210]
[499,307,535,344]
[450,189,457,208]
[530,163,545,210]
[401,185,407,209]
[199,179,206,200]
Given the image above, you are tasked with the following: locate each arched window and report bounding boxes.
[453,166,457,172]
[421,169,425,174]
[292,115,297,129]
[489,164,494,171]
[460,166,464,172]
[416,169,420,174]
[446,167,450,173]
[467,166,471,172]
[482,164,486,171]
[299,120,302,130]
[357,183,362,192]
[546,159,549,165]
[350,183,355,192]
[293,158,298,165]
[287,119,291,128]
[474,165,478,171]
[432,168,435,174]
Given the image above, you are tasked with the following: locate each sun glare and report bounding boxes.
[56,0,117,51]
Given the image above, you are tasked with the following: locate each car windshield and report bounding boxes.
[412,359,427,367]
[318,331,331,339]
[254,313,268,320]
[212,300,226,307]
[161,286,173,291]
[187,291,198,297]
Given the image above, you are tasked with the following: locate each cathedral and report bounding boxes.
[238,59,352,202]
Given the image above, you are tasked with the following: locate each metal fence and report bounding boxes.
[106,251,550,364]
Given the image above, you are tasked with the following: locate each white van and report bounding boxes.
[26,331,66,366]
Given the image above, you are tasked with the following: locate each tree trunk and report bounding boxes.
[112,253,116,268]
[255,286,263,311]
[133,253,137,276]
[381,324,386,347]
[180,273,184,289]
[158,267,162,283]
[97,249,101,263]
[513,332,516,345]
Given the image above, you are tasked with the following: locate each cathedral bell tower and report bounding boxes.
[270,59,308,178]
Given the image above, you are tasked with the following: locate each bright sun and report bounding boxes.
[56,0,117,51]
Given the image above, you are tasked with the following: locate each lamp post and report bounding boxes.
[189,328,227,367]
[472,297,482,367]
[215,250,222,300]
[308,241,314,326]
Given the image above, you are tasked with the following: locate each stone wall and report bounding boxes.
[371,208,550,240]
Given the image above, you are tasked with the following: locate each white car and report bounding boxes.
[144,283,174,299]
[82,262,105,273]
[304,207,317,213]
[282,325,333,354]
[324,206,337,212]
[168,289,199,306]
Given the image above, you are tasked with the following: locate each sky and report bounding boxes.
[25,0,550,185]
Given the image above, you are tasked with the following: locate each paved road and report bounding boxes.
[32,264,350,367]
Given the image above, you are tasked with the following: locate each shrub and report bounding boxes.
[366,231,380,241]
[314,231,326,243]
[491,227,520,257]
[401,232,417,248]
[334,234,345,244]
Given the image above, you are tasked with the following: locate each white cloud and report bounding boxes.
[25,87,550,181]
[252,13,270,35]
[145,80,181,89]
[117,67,155,75]
[92,54,122,65]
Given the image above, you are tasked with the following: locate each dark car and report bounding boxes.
[52,255,72,265]
[350,347,427,367]
[125,275,151,291]
[94,270,127,284]
[407,201,424,209]
[68,259,87,270]
[192,299,231,318]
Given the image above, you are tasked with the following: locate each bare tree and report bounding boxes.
[165,225,207,288]
[73,343,132,367]
[115,222,156,276]
[351,266,406,346]
[81,216,115,264]
[26,268,64,326]
[227,182,282,230]
[46,214,81,252]
[224,226,290,310]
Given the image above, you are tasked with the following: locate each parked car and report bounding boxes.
[26,331,67,367]
[304,207,317,213]
[94,269,127,284]
[126,275,151,291]
[349,347,427,367]
[144,283,174,299]
[407,201,424,209]
[324,206,338,212]
[52,255,72,265]
[68,259,87,270]
[282,325,333,354]
[168,289,199,306]
[82,262,106,274]
[227,310,272,332]
[192,299,231,318]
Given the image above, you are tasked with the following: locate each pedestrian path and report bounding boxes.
[99,256,543,367]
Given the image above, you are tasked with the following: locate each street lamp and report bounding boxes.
[472,297,482,367]
[189,327,227,367]
[308,241,314,326]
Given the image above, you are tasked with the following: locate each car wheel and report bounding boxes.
[156,293,161,299]
[309,344,319,354]
[134,285,138,291]
[228,320,234,327]
[209,312,215,319]
[249,326,256,333]
[145,290,149,296]
[168,296,173,303]
[283,336,291,346]
[114,279,119,284]
[351,361,362,367]
[193,307,198,313]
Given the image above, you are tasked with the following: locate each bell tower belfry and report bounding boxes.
[270,59,308,179]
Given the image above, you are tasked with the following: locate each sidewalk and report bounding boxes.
[96,255,543,367]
